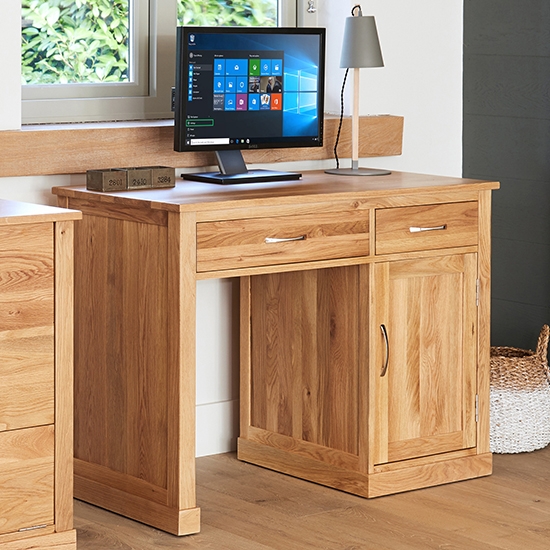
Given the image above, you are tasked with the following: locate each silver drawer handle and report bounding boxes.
[409,224,447,233]
[265,235,306,244]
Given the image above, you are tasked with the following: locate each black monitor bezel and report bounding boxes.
[174,25,326,153]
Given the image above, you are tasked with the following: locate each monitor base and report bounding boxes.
[182,150,301,184]
[325,167,391,176]
[182,169,302,185]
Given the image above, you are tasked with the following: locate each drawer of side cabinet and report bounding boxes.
[0,330,54,432]
[375,201,478,255]
[0,425,54,535]
[0,223,54,432]
[197,209,369,272]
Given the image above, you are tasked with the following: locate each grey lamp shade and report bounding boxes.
[340,15,384,68]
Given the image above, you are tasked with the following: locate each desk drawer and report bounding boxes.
[197,209,369,272]
[375,202,478,255]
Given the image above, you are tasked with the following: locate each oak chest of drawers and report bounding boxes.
[0,201,80,550]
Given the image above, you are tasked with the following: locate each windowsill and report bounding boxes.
[0,115,403,178]
[21,118,175,132]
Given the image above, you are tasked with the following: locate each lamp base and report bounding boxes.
[325,167,391,176]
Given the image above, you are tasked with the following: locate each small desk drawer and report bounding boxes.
[197,209,369,272]
[375,202,478,255]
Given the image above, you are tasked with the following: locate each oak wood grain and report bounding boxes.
[247,268,361,455]
[1,116,403,177]
[0,223,54,431]
[0,426,54,535]
[54,221,75,533]
[477,190,493,454]
[53,171,499,215]
[72,213,170,488]
[0,204,79,550]
[197,209,369,272]
[375,201,479,255]
[0,530,76,550]
[373,254,478,464]
[54,171,499,534]
[67,198,199,535]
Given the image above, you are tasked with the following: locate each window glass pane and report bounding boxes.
[21,0,130,85]
[177,0,278,27]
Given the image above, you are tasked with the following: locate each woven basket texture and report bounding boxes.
[490,325,550,453]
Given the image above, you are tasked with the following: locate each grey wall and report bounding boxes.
[463,1,550,349]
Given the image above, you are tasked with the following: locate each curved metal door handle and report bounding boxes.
[380,324,389,377]
[265,235,306,244]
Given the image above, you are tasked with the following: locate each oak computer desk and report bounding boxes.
[53,170,499,536]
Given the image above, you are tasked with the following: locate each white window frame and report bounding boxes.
[21,0,301,125]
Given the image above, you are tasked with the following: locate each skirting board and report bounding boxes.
[238,437,493,499]
[0,530,76,550]
[74,469,200,536]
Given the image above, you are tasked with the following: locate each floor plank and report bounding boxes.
[74,447,550,549]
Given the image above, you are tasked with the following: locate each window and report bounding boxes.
[21,0,296,124]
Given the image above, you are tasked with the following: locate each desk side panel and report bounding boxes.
[70,202,170,497]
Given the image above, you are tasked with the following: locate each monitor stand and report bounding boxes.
[181,150,302,185]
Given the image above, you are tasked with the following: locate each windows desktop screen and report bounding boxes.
[175,27,325,152]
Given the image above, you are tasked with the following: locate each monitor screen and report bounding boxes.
[174,26,326,158]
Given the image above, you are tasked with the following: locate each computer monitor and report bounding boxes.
[174,26,326,184]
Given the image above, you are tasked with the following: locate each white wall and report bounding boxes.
[1,0,21,130]
[319,0,464,177]
[0,0,464,456]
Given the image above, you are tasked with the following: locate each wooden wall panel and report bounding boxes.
[0,116,403,178]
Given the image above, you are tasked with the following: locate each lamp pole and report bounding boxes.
[325,4,391,176]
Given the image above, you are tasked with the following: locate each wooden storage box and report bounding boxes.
[86,169,127,192]
[146,166,176,188]
[124,167,152,190]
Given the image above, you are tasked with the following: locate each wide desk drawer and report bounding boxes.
[197,209,369,272]
[375,201,478,255]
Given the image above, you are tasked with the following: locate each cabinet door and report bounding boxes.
[248,266,367,459]
[372,253,478,465]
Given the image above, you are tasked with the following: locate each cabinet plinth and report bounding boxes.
[53,171,498,533]
[0,201,80,550]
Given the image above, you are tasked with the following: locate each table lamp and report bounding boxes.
[326,5,391,176]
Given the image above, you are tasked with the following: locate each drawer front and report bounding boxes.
[0,425,55,535]
[197,209,369,272]
[375,202,478,255]
[0,224,54,432]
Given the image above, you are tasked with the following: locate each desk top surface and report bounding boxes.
[53,170,500,214]
[0,198,81,225]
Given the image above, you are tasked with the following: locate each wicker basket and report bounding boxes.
[490,325,550,453]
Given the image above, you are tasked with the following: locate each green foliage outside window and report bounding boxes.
[21,0,129,85]
[21,0,277,86]
[178,0,277,27]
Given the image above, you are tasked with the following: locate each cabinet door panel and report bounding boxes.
[0,224,54,432]
[249,267,362,455]
[373,254,477,465]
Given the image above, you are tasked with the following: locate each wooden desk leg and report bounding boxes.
[71,206,200,536]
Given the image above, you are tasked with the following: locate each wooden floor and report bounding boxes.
[74,448,550,549]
